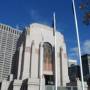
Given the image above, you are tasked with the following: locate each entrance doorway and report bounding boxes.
[44,75,55,85]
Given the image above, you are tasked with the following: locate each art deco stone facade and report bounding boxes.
[1,23,69,90]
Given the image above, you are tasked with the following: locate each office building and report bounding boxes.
[0,23,22,82]
[68,65,80,82]
[81,54,90,88]
[82,54,90,77]
[68,59,77,67]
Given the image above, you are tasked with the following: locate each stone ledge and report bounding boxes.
[13,79,23,86]
[28,78,40,85]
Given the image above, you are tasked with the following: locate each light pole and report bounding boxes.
[72,0,85,90]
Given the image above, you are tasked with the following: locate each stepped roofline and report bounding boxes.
[30,23,63,37]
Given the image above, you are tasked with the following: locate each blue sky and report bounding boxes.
[0,0,90,63]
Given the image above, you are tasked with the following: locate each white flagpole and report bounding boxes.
[72,0,84,90]
[53,12,58,90]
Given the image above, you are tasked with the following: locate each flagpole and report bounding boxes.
[72,0,84,90]
[53,12,58,90]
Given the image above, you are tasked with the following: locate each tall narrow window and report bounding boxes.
[43,42,53,71]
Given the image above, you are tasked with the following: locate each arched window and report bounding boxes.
[43,42,53,71]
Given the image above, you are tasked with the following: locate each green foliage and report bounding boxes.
[80,1,90,25]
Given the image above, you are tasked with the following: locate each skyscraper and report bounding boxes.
[0,23,22,82]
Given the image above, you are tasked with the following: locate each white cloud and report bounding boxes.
[69,47,79,59]
[82,40,90,54]
[69,40,90,59]
[71,47,78,53]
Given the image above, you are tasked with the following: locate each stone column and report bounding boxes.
[17,44,23,79]
[22,44,31,79]
[39,42,45,90]
[60,47,63,86]
[30,41,37,78]
[28,41,40,90]
[61,44,69,86]
[13,45,23,90]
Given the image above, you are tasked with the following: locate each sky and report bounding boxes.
[0,0,90,64]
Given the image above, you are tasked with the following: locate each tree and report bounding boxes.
[80,0,90,25]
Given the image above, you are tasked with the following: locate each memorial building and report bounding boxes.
[1,23,69,90]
